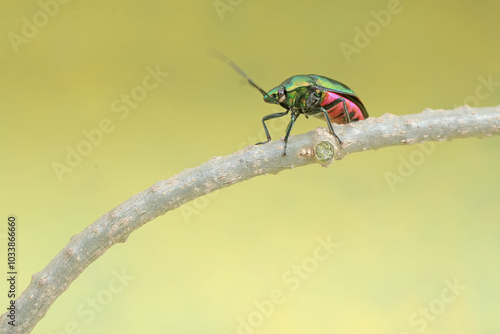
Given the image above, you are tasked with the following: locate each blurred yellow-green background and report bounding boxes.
[1,0,499,333]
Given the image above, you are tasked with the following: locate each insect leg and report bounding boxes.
[341,98,352,123]
[282,113,300,156]
[320,107,343,144]
[256,110,290,145]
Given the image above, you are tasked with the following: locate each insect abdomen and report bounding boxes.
[321,91,366,124]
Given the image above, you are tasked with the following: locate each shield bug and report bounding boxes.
[215,53,368,155]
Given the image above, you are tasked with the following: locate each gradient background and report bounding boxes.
[1,0,499,333]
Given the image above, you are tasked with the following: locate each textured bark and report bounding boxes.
[1,105,499,334]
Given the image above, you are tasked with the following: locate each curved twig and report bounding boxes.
[1,105,499,334]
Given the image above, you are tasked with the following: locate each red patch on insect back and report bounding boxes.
[321,91,365,124]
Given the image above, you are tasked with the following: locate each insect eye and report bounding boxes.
[277,88,286,103]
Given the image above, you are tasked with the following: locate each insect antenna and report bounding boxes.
[210,50,275,101]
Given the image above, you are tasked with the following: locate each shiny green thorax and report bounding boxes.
[263,74,358,107]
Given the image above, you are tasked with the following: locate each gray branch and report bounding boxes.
[1,105,499,334]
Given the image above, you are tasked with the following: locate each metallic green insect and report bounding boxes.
[216,53,368,155]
